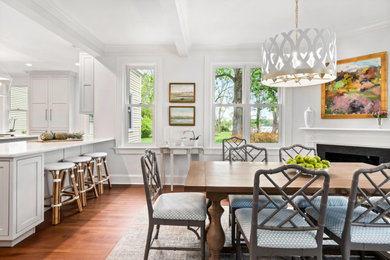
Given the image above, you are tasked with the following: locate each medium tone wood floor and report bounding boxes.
[0,185,183,260]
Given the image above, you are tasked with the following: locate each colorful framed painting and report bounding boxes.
[169,83,195,103]
[169,106,195,126]
[321,52,387,119]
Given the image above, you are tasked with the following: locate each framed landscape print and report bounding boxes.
[169,106,195,126]
[321,52,387,119]
[169,83,195,103]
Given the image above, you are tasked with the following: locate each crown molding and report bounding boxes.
[1,0,104,57]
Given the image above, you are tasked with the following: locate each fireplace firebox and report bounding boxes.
[317,144,390,166]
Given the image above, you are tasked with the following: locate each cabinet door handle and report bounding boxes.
[50,109,52,121]
[45,109,48,120]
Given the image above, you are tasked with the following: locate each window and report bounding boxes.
[9,85,28,133]
[126,67,154,144]
[213,66,280,144]
[88,114,94,135]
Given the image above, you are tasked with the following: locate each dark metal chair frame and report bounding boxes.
[228,144,268,245]
[279,144,317,163]
[222,136,247,161]
[140,150,205,260]
[323,163,390,259]
[228,144,268,163]
[236,164,330,259]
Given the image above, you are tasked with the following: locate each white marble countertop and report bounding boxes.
[0,137,115,158]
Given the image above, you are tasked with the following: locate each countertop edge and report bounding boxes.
[0,137,115,158]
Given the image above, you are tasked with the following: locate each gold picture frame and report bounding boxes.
[169,106,195,126]
[321,52,387,119]
[169,83,195,103]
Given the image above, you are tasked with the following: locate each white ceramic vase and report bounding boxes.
[304,107,314,128]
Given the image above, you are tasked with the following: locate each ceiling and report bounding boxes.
[0,0,389,75]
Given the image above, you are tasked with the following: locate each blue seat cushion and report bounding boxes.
[306,206,390,244]
[369,196,390,212]
[153,192,206,221]
[292,196,348,209]
[229,194,286,209]
[236,208,318,249]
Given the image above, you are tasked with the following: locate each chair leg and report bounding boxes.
[341,247,350,260]
[231,208,236,247]
[144,223,154,260]
[103,158,112,189]
[235,226,241,260]
[70,168,83,213]
[97,159,104,195]
[201,223,205,260]
[87,163,99,198]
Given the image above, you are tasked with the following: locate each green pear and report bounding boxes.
[313,156,321,163]
[305,164,314,169]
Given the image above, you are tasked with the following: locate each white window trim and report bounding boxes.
[119,61,161,148]
[208,63,285,149]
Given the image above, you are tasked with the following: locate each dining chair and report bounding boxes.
[279,144,316,163]
[280,144,348,210]
[228,145,285,246]
[235,164,330,259]
[306,163,390,259]
[140,150,206,260]
[222,136,246,161]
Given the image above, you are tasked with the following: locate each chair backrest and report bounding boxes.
[228,144,268,162]
[279,144,317,163]
[140,149,163,218]
[343,163,390,242]
[222,136,246,161]
[251,164,329,253]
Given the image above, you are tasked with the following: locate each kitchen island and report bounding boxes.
[0,137,115,247]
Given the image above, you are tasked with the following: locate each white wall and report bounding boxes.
[91,47,294,184]
[292,26,390,146]
[91,26,390,184]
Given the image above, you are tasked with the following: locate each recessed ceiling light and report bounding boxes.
[74,62,80,66]
[25,63,32,67]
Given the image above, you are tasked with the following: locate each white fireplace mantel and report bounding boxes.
[299,127,390,149]
[300,127,390,132]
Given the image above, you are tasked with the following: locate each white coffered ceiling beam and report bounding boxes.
[0,0,104,57]
[160,0,191,57]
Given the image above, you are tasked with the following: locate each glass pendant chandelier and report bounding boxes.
[261,0,337,87]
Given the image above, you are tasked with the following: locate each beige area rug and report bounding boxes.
[107,206,370,260]
[108,206,250,260]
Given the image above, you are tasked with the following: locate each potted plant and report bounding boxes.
[372,110,387,128]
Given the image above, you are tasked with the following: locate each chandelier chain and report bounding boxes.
[295,0,298,42]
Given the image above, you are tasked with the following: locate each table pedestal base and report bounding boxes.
[206,192,227,260]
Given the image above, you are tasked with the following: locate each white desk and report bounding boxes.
[160,146,204,190]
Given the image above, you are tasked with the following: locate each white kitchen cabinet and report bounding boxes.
[15,156,43,233]
[0,155,43,247]
[29,72,75,133]
[0,161,9,236]
[79,53,94,114]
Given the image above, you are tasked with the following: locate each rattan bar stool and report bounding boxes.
[84,152,112,195]
[44,162,82,225]
[64,156,98,207]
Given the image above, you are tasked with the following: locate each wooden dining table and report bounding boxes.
[184,161,381,260]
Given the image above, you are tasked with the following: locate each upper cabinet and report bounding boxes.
[79,53,94,114]
[29,71,75,133]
